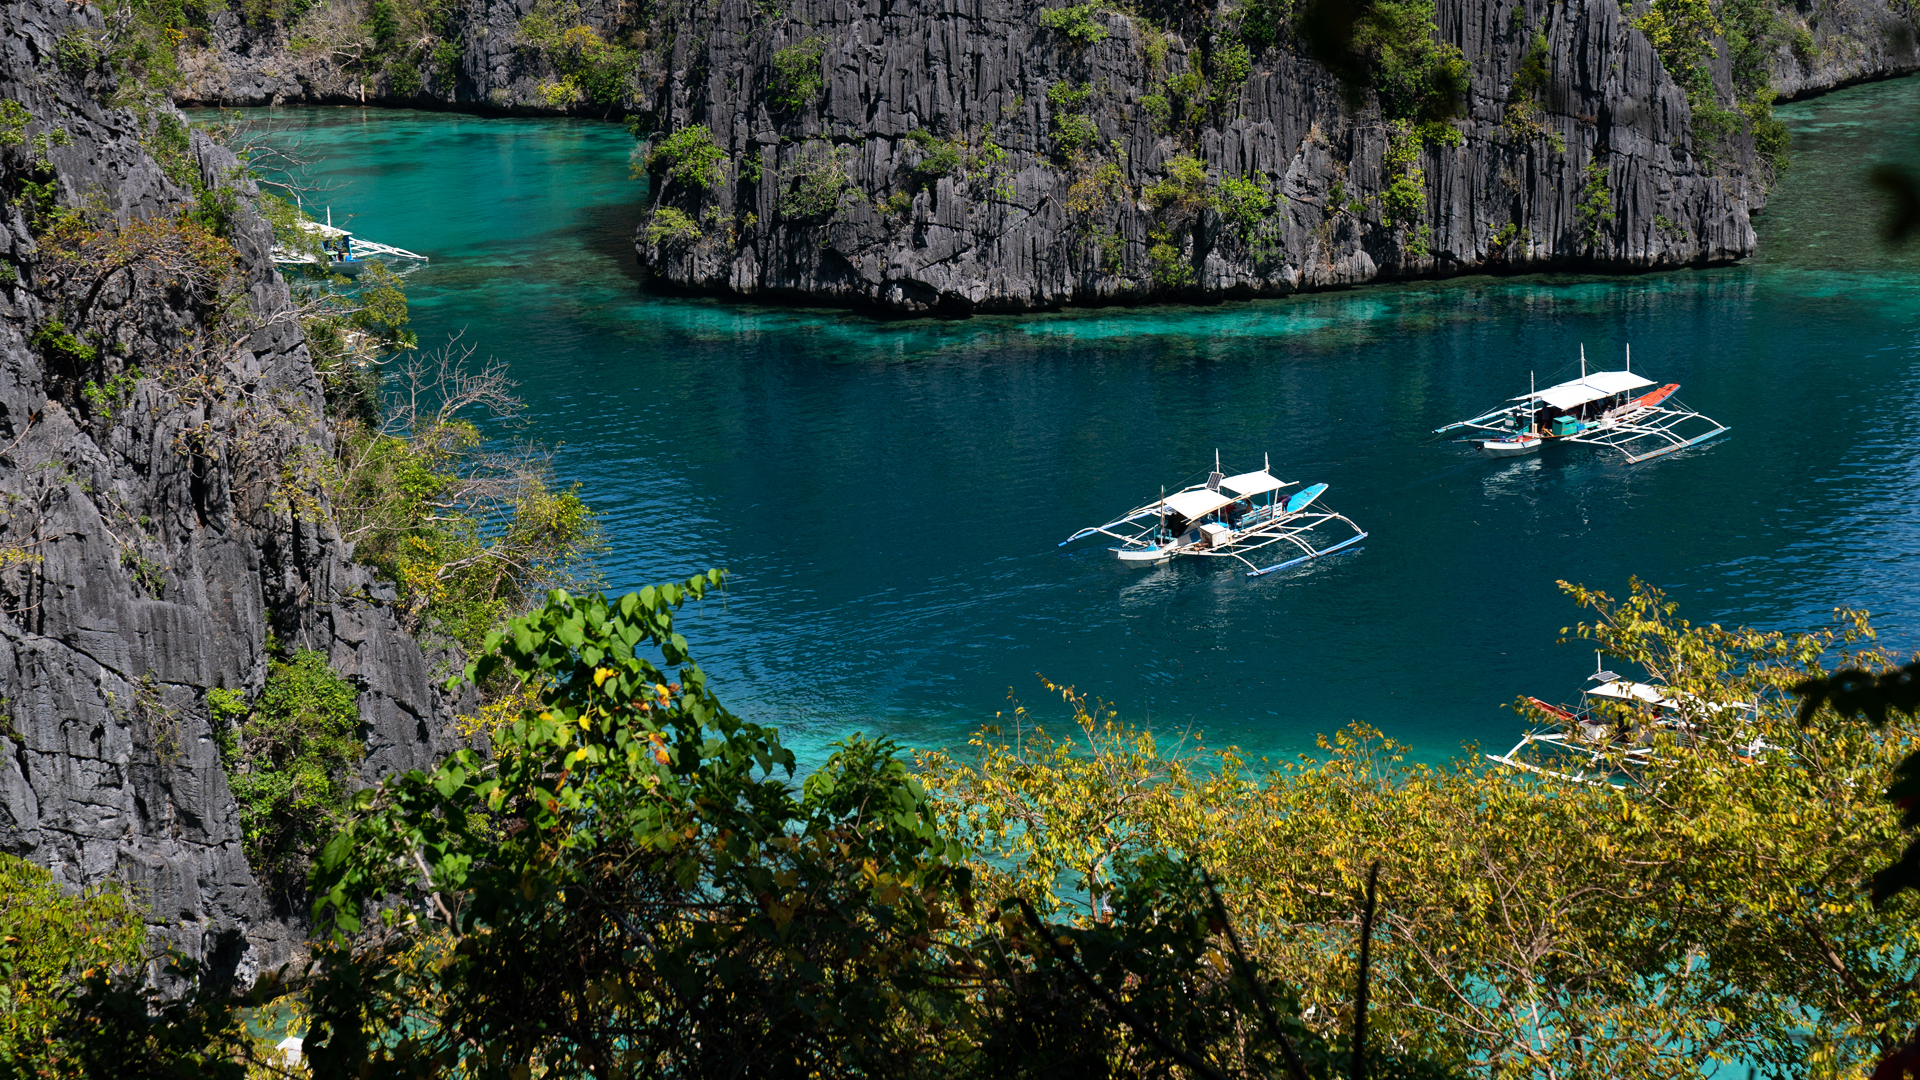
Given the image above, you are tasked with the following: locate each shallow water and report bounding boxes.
[203,75,1920,764]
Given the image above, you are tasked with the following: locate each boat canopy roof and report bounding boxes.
[1220,470,1289,497]
[1587,679,1752,712]
[1162,488,1236,520]
[1588,680,1676,708]
[1516,370,1654,410]
[297,220,351,240]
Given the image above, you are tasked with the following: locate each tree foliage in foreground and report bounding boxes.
[303,572,976,1077]
[299,574,1405,1079]
[924,579,1920,1078]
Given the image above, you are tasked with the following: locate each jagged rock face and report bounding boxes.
[175,0,628,112]
[0,0,447,983]
[166,0,1920,311]
[631,0,1756,311]
[1769,0,1920,99]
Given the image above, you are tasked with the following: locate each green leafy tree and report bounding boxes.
[1039,3,1107,46]
[1297,0,1469,120]
[0,855,144,1072]
[926,581,1920,1076]
[303,574,973,1077]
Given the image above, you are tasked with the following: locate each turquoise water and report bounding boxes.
[204,77,1920,764]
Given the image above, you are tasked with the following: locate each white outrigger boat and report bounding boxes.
[1488,657,1763,784]
[271,209,428,277]
[1059,453,1367,577]
[1435,345,1728,463]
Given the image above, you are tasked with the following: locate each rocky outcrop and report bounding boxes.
[173,0,637,113]
[164,0,1920,311]
[633,0,1759,311]
[1768,0,1920,99]
[0,0,448,983]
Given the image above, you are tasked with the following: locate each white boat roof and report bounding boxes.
[1162,488,1236,520]
[1517,370,1654,410]
[297,220,351,239]
[1220,470,1289,497]
[1588,680,1676,707]
[1586,680,1751,712]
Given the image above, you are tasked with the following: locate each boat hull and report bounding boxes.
[1476,436,1542,457]
[1114,546,1173,563]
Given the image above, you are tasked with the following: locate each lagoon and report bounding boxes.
[210,73,1920,764]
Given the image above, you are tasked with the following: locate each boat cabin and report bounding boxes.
[1158,470,1283,548]
[1511,370,1654,436]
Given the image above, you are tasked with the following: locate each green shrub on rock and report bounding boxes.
[214,648,364,892]
[771,38,826,112]
[648,125,728,191]
[1039,2,1107,46]
[780,147,851,220]
[1144,154,1210,214]
[645,205,702,246]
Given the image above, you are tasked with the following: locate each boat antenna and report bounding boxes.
[326,206,332,228]
[1625,343,1631,372]
[1579,343,1586,377]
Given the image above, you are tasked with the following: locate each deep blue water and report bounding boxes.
[204,76,1920,764]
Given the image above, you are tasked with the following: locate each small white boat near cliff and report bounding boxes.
[1060,453,1367,577]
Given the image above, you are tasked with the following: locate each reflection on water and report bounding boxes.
[198,74,1920,764]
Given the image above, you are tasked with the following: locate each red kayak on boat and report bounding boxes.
[1631,383,1679,409]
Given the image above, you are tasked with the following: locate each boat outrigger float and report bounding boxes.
[1059,453,1367,577]
[1434,345,1728,463]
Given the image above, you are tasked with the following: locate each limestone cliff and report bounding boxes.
[165,0,1920,311]
[639,0,1758,311]
[0,0,447,982]
[1768,0,1920,99]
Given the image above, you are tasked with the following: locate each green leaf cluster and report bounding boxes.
[647,125,728,192]
[778,146,851,220]
[1215,175,1276,243]
[643,205,702,246]
[906,128,965,187]
[1577,156,1615,246]
[303,577,976,1076]
[1143,153,1211,214]
[0,854,143,1071]
[924,580,1920,1075]
[215,647,364,891]
[1038,3,1108,46]
[1354,0,1469,120]
[770,37,826,113]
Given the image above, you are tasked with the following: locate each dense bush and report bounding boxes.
[211,647,363,895]
[0,856,144,1071]
[920,580,1920,1075]
[1038,2,1107,46]
[779,147,851,220]
[1143,154,1210,213]
[647,125,728,191]
[1353,0,1470,120]
[770,37,826,112]
[643,205,702,246]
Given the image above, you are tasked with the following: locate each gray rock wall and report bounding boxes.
[1768,0,1920,99]
[165,0,1920,311]
[636,0,1758,311]
[0,0,448,983]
